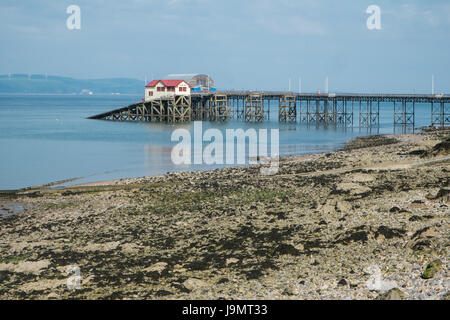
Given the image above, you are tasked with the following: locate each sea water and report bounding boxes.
[0,94,432,190]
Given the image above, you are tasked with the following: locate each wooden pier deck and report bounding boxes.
[88,91,450,127]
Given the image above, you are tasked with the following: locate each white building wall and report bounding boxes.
[176,83,190,96]
[145,81,191,101]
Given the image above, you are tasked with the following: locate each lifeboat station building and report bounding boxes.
[145,80,191,101]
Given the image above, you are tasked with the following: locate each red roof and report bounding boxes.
[145,80,190,88]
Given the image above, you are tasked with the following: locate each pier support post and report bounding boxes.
[306,100,315,122]
[168,96,192,122]
[149,99,165,122]
[373,100,380,126]
[244,94,264,122]
[431,100,449,127]
[263,98,269,120]
[359,99,379,127]
[394,99,415,130]
[228,97,235,119]
[325,99,334,123]
[209,95,229,121]
[136,103,149,121]
[315,99,327,123]
[191,98,202,121]
[335,99,351,125]
[299,99,308,122]
[279,95,297,122]
[235,96,244,119]
[348,100,354,126]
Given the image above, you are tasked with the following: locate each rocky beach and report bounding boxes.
[0,129,449,300]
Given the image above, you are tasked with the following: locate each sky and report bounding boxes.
[0,0,449,93]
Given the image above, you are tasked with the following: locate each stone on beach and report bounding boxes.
[0,259,51,275]
[421,260,443,279]
[183,278,208,292]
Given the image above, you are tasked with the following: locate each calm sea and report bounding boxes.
[0,94,432,190]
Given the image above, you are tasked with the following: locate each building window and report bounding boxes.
[149,91,153,96]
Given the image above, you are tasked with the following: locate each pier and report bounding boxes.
[88,91,450,127]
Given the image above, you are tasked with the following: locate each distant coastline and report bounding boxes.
[0,74,143,95]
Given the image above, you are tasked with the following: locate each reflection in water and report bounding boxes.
[144,144,179,175]
[394,125,415,135]
[358,126,380,135]
[143,123,356,175]
[144,143,225,175]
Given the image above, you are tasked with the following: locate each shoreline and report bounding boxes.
[1,126,443,193]
[0,131,409,192]
[0,129,449,300]
[0,143,333,192]
[70,153,323,188]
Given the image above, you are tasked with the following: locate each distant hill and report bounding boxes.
[0,74,143,94]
